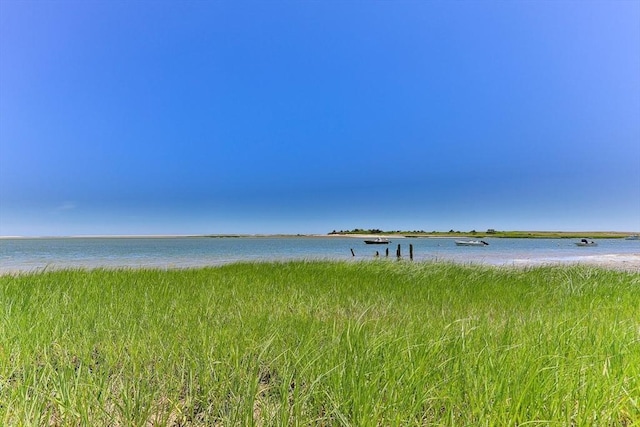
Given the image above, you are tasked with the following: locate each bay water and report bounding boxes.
[2,236,639,274]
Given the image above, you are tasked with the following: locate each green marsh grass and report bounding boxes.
[1,261,639,425]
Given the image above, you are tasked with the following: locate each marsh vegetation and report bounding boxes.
[1,261,638,425]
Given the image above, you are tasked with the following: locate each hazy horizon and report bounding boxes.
[1,229,638,239]
[1,1,639,237]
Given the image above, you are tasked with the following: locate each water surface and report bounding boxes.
[1,236,639,273]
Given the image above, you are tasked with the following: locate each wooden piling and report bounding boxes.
[385,248,389,257]
[396,244,401,259]
[350,248,355,257]
[409,244,414,261]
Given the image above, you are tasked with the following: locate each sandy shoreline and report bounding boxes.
[505,253,640,271]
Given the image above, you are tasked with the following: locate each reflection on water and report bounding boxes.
[1,237,639,273]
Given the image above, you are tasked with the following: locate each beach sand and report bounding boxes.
[508,253,640,272]
[568,254,640,271]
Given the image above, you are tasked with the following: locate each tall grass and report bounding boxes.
[1,261,638,425]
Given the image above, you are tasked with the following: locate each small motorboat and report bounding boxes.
[364,237,390,244]
[455,240,489,247]
[625,235,639,240]
[575,239,597,247]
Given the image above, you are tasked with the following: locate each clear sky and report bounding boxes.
[1,0,639,236]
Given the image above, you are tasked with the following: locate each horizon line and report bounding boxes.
[2,230,638,239]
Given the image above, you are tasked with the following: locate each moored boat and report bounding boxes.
[364,237,390,244]
[455,240,489,247]
[625,235,640,240]
[575,239,597,247]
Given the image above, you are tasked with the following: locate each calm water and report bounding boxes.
[1,236,639,273]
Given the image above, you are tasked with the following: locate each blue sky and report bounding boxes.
[1,0,639,236]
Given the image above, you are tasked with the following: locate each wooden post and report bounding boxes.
[350,248,355,257]
[396,244,401,259]
[409,244,414,261]
[375,251,379,258]
[385,248,389,257]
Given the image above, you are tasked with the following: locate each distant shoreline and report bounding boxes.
[1,231,638,240]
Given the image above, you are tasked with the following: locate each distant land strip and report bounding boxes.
[2,231,636,239]
[326,230,637,239]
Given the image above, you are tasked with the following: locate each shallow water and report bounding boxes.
[1,236,639,273]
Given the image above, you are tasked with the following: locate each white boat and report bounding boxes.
[575,239,597,247]
[625,235,639,240]
[364,237,390,244]
[455,240,489,247]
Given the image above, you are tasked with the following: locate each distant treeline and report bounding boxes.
[329,228,494,235]
[328,229,632,238]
